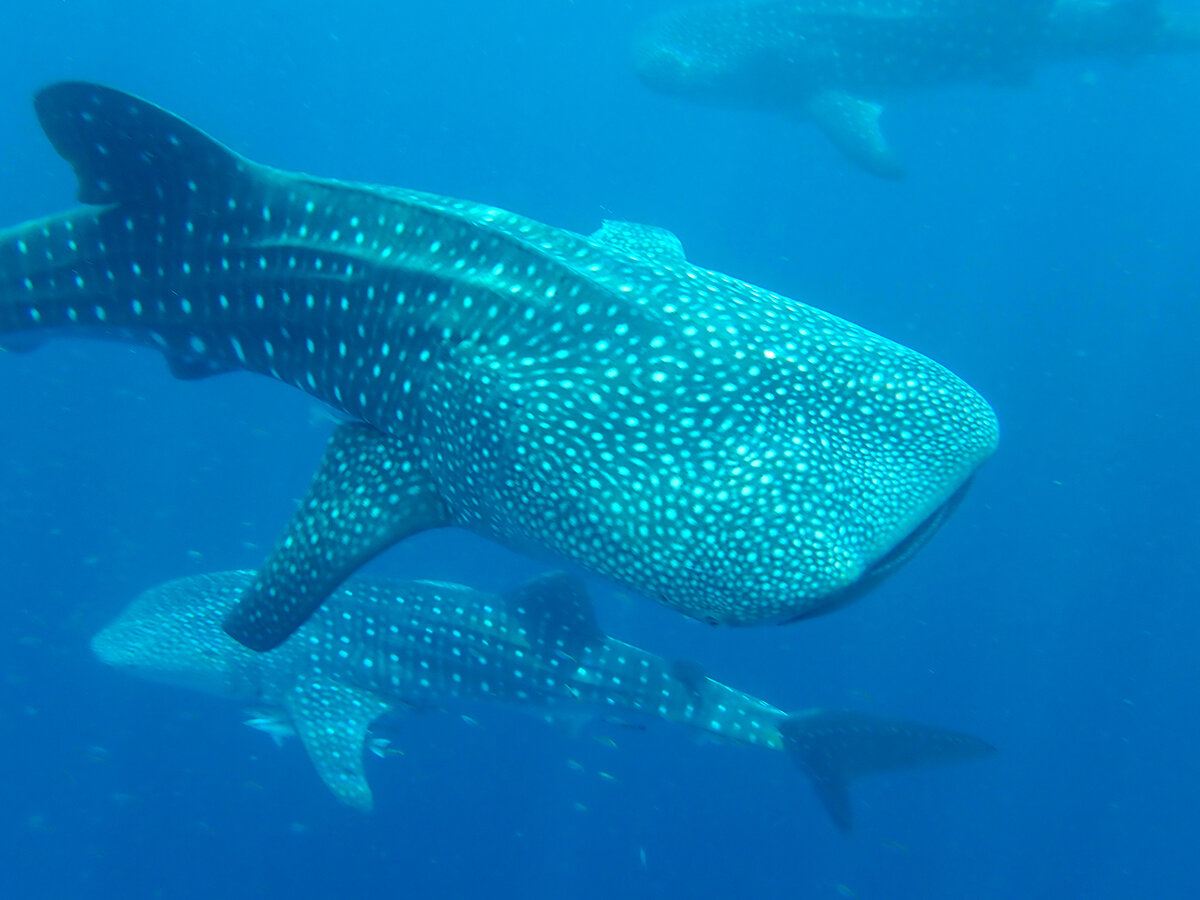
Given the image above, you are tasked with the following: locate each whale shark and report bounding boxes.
[634,0,1200,177]
[92,570,996,832]
[0,83,997,650]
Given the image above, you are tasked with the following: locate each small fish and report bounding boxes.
[244,710,295,748]
[367,738,404,759]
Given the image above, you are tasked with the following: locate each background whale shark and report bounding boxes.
[0,83,997,650]
[92,570,996,833]
[634,0,1200,177]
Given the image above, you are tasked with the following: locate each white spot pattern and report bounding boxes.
[2,83,997,644]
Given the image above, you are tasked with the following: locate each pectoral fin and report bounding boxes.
[284,676,391,811]
[805,91,903,180]
[223,423,449,651]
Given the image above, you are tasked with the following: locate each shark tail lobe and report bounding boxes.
[0,83,258,353]
[34,81,249,206]
[779,709,995,834]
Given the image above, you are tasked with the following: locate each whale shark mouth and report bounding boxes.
[782,478,974,625]
[863,478,973,583]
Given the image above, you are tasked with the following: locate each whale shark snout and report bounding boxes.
[91,574,258,696]
[90,628,126,668]
[633,31,706,95]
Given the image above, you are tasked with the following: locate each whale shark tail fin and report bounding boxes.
[779,709,996,834]
[33,81,250,206]
[0,83,263,361]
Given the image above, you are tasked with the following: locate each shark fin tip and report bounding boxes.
[33,81,245,206]
[780,709,994,834]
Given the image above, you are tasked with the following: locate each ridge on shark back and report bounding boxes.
[634,0,1200,177]
[0,83,997,651]
[92,570,996,833]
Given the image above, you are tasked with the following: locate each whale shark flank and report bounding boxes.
[634,0,1200,177]
[0,83,997,649]
[93,570,996,832]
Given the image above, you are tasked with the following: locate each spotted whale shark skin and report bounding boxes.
[0,82,997,650]
[634,0,1200,177]
[92,570,995,832]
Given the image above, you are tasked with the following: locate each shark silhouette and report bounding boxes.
[634,0,1200,177]
[93,570,995,832]
[0,83,997,650]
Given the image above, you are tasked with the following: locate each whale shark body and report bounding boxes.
[93,570,995,832]
[634,0,1200,177]
[0,83,997,650]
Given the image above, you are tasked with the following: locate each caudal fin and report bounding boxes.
[1,83,258,349]
[34,81,249,206]
[779,709,995,834]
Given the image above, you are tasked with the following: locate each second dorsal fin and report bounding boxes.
[502,572,603,661]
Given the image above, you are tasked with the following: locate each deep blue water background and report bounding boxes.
[0,2,1197,897]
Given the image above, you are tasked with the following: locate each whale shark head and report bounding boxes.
[632,0,835,107]
[634,26,719,97]
[92,574,260,698]
[633,4,768,103]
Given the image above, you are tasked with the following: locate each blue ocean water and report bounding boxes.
[0,1,1196,897]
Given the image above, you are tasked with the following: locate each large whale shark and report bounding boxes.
[92,570,995,832]
[634,0,1200,177]
[0,83,997,650]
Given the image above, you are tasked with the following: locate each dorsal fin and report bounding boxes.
[669,659,709,706]
[501,572,603,661]
[33,81,250,206]
[590,220,686,263]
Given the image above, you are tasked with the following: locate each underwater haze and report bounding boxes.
[0,1,1197,898]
